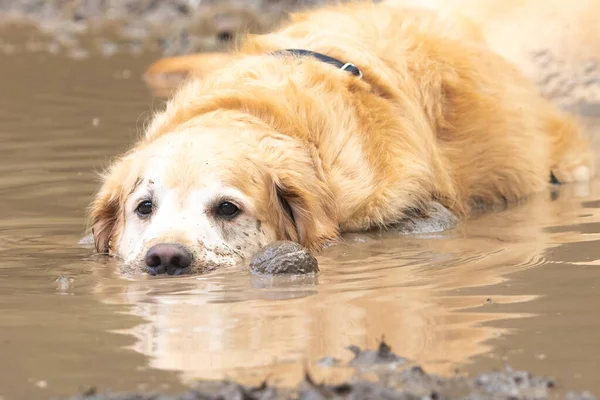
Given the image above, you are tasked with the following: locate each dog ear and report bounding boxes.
[88,156,134,254]
[143,52,239,95]
[89,185,120,254]
[268,158,340,252]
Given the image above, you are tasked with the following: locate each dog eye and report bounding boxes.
[216,201,240,218]
[136,200,153,217]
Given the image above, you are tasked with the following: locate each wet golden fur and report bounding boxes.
[90,1,593,271]
[145,0,600,103]
[394,0,600,81]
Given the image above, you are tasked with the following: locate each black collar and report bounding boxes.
[271,49,363,79]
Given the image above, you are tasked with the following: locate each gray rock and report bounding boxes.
[250,241,319,275]
[347,340,408,368]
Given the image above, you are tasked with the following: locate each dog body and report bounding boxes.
[91,2,592,274]
[145,0,600,104]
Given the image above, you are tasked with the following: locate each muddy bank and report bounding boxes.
[0,0,330,58]
[59,342,595,400]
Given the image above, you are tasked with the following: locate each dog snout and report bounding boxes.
[145,243,193,276]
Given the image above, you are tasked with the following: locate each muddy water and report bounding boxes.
[1,52,600,400]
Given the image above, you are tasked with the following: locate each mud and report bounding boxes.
[0,0,330,58]
[59,341,595,400]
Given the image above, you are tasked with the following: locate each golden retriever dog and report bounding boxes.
[90,1,593,275]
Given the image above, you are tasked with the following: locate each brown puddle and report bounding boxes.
[1,52,600,400]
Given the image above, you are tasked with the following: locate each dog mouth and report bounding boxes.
[146,265,192,276]
[138,255,234,276]
[121,242,242,276]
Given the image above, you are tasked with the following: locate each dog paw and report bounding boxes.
[552,164,593,183]
[393,201,459,234]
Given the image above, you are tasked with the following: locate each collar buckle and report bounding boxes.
[340,62,363,79]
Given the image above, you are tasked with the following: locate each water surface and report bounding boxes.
[1,52,600,399]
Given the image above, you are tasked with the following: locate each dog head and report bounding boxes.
[89,111,338,275]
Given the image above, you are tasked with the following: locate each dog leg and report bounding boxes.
[547,114,595,183]
[391,201,459,235]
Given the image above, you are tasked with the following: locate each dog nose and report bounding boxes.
[145,243,193,275]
